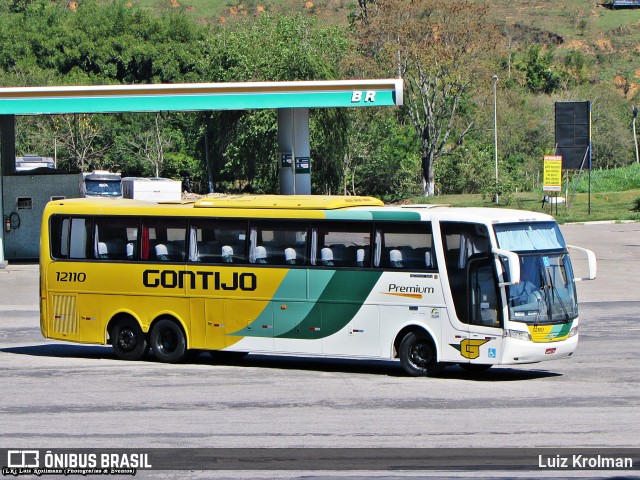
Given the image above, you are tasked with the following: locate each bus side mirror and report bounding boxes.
[492,248,520,287]
[567,245,597,281]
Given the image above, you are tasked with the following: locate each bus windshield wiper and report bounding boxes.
[551,284,571,323]
[543,264,571,323]
[535,269,552,326]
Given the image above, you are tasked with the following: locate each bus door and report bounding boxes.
[439,222,504,365]
[466,254,504,364]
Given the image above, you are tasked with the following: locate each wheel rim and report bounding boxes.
[158,328,178,354]
[409,341,432,369]
[117,328,137,352]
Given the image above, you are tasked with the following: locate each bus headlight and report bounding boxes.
[504,329,532,341]
[569,325,579,337]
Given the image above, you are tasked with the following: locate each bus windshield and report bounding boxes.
[507,253,578,324]
[85,179,122,197]
[494,222,578,325]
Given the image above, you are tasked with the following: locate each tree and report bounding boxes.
[201,14,351,193]
[126,113,179,178]
[516,45,565,94]
[57,114,112,172]
[346,109,422,201]
[352,0,498,196]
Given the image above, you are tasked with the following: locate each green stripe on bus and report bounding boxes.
[371,211,422,221]
[554,322,573,338]
[325,210,374,220]
[231,269,335,337]
[275,270,382,339]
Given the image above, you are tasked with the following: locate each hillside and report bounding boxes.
[490,0,640,98]
[79,0,640,100]
[114,0,355,25]
[9,1,638,199]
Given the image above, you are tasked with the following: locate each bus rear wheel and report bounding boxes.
[150,319,187,363]
[398,331,443,377]
[111,318,149,361]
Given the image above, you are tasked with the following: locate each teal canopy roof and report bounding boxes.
[0,79,403,115]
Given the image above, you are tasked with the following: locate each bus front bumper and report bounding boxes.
[500,334,578,364]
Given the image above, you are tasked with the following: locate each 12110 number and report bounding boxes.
[56,272,86,282]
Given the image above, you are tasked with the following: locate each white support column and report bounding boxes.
[278,108,311,195]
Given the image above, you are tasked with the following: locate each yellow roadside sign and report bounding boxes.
[543,155,562,192]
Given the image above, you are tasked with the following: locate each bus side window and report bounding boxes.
[311,223,372,267]
[94,217,140,261]
[141,218,187,263]
[50,216,91,259]
[191,219,247,264]
[374,223,435,270]
[249,221,308,265]
[50,216,69,258]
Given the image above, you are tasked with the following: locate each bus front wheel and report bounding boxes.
[150,319,187,363]
[398,331,443,377]
[111,318,149,361]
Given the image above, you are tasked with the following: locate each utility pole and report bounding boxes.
[633,106,639,164]
[492,75,499,204]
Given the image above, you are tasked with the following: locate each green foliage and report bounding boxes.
[163,152,203,188]
[632,197,640,212]
[573,163,640,193]
[562,50,590,86]
[201,13,351,193]
[8,0,35,13]
[1,1,640,203]
[0,0,212,85]
[209,14,348,82]
[482,178,515,206]
[516,45,565,94]
[311,109,349,195]
[349,110,422,202]
[220,109,279,193]
[435,139,494,195]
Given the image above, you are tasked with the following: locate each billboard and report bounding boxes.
[555,101,591,170]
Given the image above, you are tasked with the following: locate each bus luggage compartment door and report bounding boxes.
[49,293,80,342]
[206,299,274,352]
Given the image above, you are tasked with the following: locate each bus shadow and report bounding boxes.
[194,353,563,381]
[1,344,562,380]
[199,353,406,377]
[1,344,405,377]
[440,366,562,382]
[1,344,115,359]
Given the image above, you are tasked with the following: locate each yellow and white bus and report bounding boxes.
[39,195,596,376]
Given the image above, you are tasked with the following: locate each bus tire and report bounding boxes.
[150,318,187,363]
[398,331,443,377]
[111,318,149,361]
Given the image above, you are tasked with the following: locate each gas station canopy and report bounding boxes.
[0,78,403,264]
[0,79,403,115]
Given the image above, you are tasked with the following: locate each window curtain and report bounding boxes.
[495,223,565,251]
